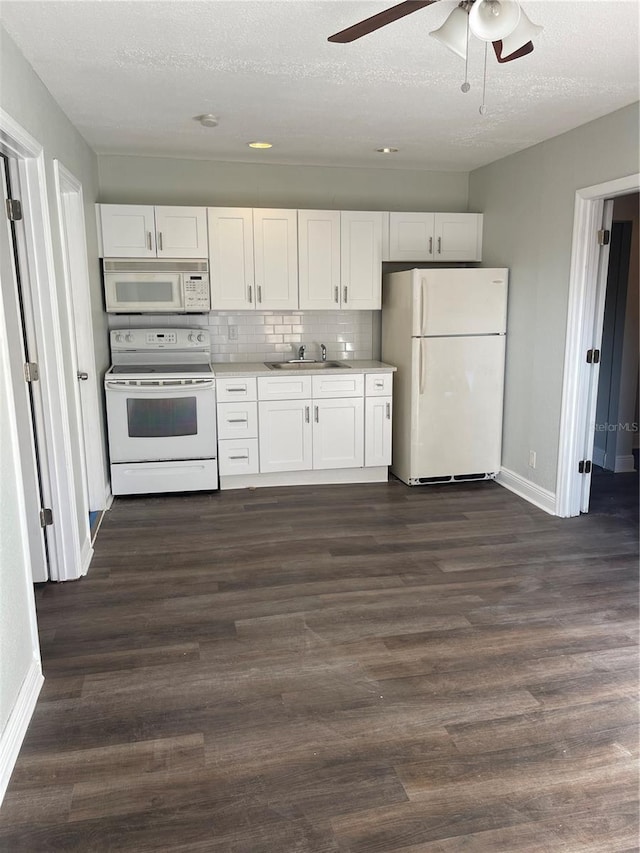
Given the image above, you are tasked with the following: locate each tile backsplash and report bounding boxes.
[108,311,378,363]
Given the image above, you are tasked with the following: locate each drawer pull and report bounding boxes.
[229,455,249,460]
[226,387,247,392]
[375,381,384,388]
[227,418,248,423]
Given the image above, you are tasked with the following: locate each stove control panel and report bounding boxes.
[110,328,210,351]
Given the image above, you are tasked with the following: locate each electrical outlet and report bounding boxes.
[228,325,238,341]
[528,450,537,469]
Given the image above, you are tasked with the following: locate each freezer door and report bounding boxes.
[415,268,508,336]
[410,335,505,478]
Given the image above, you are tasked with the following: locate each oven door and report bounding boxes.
[105,379,216,463]
[104,272,185,313]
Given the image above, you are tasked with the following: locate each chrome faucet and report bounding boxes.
[320,343,327,362]
[298,344,306,360]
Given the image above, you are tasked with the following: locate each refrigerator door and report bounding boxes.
[413,268,508,336]
[408,335,505,479]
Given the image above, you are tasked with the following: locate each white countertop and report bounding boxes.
[211,359,396,378]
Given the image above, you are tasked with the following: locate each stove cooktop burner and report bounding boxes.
[109,363,213,375]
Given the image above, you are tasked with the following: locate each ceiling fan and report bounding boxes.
[328,0,542,65]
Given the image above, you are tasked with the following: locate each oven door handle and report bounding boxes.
[105,379,215,392]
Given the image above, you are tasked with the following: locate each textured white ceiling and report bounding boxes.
[1,0,638,171]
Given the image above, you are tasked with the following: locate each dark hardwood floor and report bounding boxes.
[1,476,638,852]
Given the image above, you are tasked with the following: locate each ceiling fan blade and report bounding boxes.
[328,1,438,43]
[492,39,535,63]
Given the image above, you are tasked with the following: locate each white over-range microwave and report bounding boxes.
[103,259,211,313]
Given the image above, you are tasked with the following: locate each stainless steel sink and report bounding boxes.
[265,361,351,370]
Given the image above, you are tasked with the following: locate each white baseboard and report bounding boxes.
[496,467,557,515]
[104,487,114,510]
[0,660,43,805]
[614,454,636,473]
[80,535,94,577]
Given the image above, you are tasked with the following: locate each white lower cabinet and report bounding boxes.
[258,399,313,472]
[365,396,392,467]
[217,370,393,487]
[313,397,364,470]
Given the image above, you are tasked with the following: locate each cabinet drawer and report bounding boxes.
[258,375,313,400]
[217,402,258,439]
[216,377,257,402]
[218,439,259,476]
[312,373,364,399]
[365,373,393,396]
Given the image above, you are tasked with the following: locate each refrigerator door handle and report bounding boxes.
[419,338,426,395]
[420,278,427,335]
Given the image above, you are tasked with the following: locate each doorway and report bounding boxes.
[557,173,640,517]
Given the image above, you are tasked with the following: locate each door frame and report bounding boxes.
[53,160,110,512]
[556,172,640,518]
[0,107,90,580]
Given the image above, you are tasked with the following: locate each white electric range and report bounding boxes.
[105,328,218,495]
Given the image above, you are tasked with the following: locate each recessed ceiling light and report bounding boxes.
[195,114,219,128]
[248,141,273,149]
[376,147,399,154]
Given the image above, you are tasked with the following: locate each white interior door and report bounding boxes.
[412,335,506,478]
[0,156,48,582]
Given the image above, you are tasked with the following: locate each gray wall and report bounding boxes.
[97,155,470,211]
[0,25,105,748]
[468,102,640,494]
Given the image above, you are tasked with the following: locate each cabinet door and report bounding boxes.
[298,210,341,310]
[388,212,435,261]
[155,206,208,258]
[433,213,483,262]
[365,396,392,467]
[208,208,255,310]
[253,209,299,310]
[312,397,364,470]
[258,400,313,472]
[99,204,156,257]
[340,211,383,310]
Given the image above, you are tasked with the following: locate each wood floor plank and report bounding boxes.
[1,474,637,851]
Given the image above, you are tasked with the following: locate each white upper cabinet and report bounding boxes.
[388,212,483,262]
[340,211,384,310]
[208,208,298,310]
[154,207,208,258]
[298,210,341,310]
[298,210,383,311]
[208,208,255,310]
[253,209,299,310]
[98,204,208,258]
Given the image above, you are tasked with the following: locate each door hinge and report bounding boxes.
[5,198,22,221]
[24,362,39,382]
[39,507,53,527]
[586,349,601,364]
[597,229,610,246]
[578,460,592,474]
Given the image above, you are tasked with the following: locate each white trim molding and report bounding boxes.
[0,660,43,804]
[496,467,557,516]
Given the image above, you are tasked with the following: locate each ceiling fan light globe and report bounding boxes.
[429,7,469,60]
[497,8,543,58]
[468,0,521,42]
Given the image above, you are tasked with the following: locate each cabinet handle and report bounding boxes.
[375,381,384,388]
[248,285,253,304]
[147,231,152,251]
[437,236,441,254]
[429,236,433,255]
[305,406,310,423]
[314,405,319,423]
[334,286,339,304]
[258,285,262,303]
[386,402,391,420]
[226,386,247,392]
[229,455,249,460]
[343,286,348,304]
[227,418,248,423]
[157,232,163,251]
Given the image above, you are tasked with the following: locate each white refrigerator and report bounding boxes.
[381,268,508,485]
